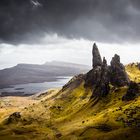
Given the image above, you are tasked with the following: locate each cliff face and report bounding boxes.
[85,43,130,98]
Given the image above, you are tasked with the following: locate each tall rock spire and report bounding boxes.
[92,43,102,68]
[85,44,110,98]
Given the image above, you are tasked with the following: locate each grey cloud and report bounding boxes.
[0,0,140,44]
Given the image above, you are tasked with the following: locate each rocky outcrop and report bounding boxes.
[92,43,102,68]
[109,54,130,87]
[122,81,140,101]
[91,57,110,98]
[85,45,110,98]
[84,43,103,88]
[84,43,130,99]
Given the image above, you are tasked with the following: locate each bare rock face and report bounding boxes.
[92,43,102,68]
[109,54,130,87]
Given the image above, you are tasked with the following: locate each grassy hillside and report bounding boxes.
[0,64,140,140]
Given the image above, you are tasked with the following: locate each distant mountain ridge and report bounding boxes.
[0,61,90,88]
[44,61,88,68]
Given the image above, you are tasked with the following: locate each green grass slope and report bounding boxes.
[0,64,140,140]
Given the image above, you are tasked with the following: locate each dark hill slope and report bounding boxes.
[0,61,90,88]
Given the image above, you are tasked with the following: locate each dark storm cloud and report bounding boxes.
[0,0,140,44]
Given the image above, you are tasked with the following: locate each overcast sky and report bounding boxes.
[0,0,140,69]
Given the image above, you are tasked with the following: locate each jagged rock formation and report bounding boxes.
[85,44,110,98]
[122,81,140,101]
[109,54,130,87]
[91,57,110,98]
[84,43,130,99]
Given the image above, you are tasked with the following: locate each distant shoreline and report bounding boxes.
[0,76,72,97]
[0,77,58,89]
[0,76,73,89]
[0,91,34,97]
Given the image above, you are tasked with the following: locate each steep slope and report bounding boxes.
[0,44,140,140]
